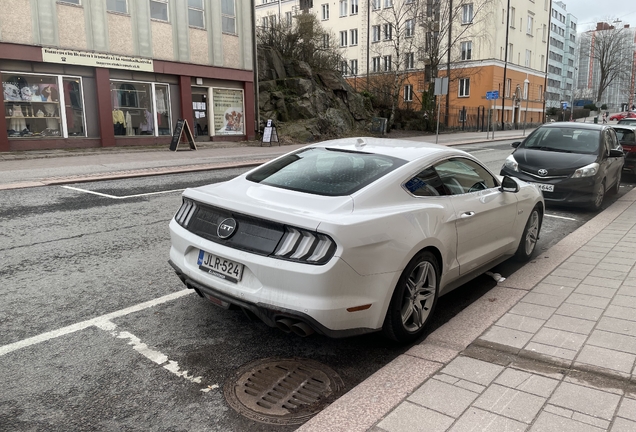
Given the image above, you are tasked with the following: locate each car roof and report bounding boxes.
[309,137,467,161]
[611,124,636,130]
[540,122,606,131]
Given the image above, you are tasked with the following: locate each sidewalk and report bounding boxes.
[0,128,532,190]
[298,189,636,432]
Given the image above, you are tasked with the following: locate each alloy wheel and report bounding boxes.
[400,261,437,333]
[524,210,540,256]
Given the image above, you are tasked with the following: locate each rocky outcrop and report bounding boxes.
[258,50,372,142]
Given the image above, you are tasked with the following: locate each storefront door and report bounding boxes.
[192,87,208,141]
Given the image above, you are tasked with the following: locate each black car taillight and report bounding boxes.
[174,198,198,228]
[273,226,336,264]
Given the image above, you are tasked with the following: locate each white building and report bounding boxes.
[545,1,578,109]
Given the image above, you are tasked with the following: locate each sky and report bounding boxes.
[566,1,636,31]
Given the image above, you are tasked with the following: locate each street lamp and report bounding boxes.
[523,78,530,135]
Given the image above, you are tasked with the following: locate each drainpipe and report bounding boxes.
[252,0,260,134]
[445,0,452,125]
[501,0,511,130]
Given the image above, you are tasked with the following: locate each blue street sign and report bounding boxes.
[486,91,500,100]
[562,101,569,109]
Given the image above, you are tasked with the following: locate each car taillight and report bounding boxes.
[175,198,198,228]
[274,226,336,264]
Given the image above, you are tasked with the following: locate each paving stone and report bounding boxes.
[494,369,559,398]
[531,327,588,351]
[408,378,479,418]
[549,381,621,420]
[589,268,630,280]
[574,284,617,299]
[568,256,602,266]
[579,245,612,254]
[597,316,636,337]
[473,383,546,423]
[440,356,504,387]
[582,276,621,288]
[495,313,545,333]
[611,417,636,432]
[551,267,592,279]
[376,402,455,432]
[524,342,577,361]
[522,292,568,308]
[617,397,636,422]
[508,302,556,320]
[479,326,534,349]
[572,412,611,429]
[531,283,573,298]
[594,261,633,272]
[588,330,636,355]
[602,257,636,267]
[455,380,485,394]
[565,293,612,309]
[572,250,607,260]
[530,411,604,432]
[611,295,636,308]
[544,404,574,418]
[575,345,636,374]
[618,284,636,297]
[406,343,459,364]
[559,261,596,273]
[544,314,595,335]
[449,407,526,432]
[605,305,636,322]
[434,373,460,385]
[555,303,604,321]
[623,277,636,287]
[541,275,582,288]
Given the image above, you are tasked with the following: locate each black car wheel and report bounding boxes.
[589,179,606,211]
[515,205,542,262]
[383,250,439,343]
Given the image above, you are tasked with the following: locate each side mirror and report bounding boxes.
[609,149,625,158]
[500,176,520,193]
[511,141,521,148]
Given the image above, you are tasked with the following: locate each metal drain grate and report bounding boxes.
[224,357,344,425]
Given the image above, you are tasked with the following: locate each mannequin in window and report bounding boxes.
[113,108,126,135]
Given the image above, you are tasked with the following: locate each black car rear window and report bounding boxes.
[246,147,407,196]
[522,127,600,155]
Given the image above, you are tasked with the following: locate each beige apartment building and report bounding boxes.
[1,0,256,152]
[256,0,551,127]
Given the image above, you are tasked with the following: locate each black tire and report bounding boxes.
[609,171,621,195]
[514,205,542,262]
[589,179,606,211]
[383,250,439,343]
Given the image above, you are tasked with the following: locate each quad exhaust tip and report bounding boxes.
[275,318,315,337]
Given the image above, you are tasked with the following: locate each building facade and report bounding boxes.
[545,1,577,109]
[255,0,550,128]
[0,0,256,152]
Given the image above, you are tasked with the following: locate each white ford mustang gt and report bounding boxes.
[169,137,544,343]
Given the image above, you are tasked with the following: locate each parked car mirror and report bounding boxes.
[500,176,519,193]
[511,141,521,148]
[609,149,625,158]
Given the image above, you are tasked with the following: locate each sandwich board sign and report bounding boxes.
[169,119,196,151]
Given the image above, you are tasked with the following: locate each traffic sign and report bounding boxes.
[486,91,499,100]
[561,101,569,109]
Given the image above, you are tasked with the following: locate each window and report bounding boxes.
[404,167,447,197]
[527,15,534,35]
[285,11,292,25]
[110,80,172,137]
[350,29,358,46]
[322,34,329,48]
[461,41,472,60]
[462,3,473,24]
[106,0,127,13]
[404,84,413,102]
[384,55,392,71]
[351,0,358,14]
[508,43,513,62]
[221,0,236,34]
[341,61,348,75]
[542,24,547,42]
[372,56,381,72]
[458,78,470,97]
[261,16,268,29]
[322,3,329,20]
[372,25,381,42]
[340,31,347,47]
[406,19,415,37]
[383,23,392,40]
[405,52,414,69]
[150,0,168,21]
[59,0,80,4]
[538,85,543,100]
[523,81,529,100]
[372,0,380,10]
[350,59,358,75]
[188,0,205,28]
[525,49,531,67]
[384,0,392,7]
[505,78,511,97]
[509,7,515,27]
[540,54,545,69]
[340,0,347,17]
[434,158,497,195]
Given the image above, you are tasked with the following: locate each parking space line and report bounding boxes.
[545,214,577,221]
[61,185,184,199]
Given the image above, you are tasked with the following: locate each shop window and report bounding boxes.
[107,0,128,14]
[110,80,171,137]
[188,0,205,28]
[63,78,85,137]
[150,0,169,22]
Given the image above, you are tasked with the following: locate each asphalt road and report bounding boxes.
[1,140,634,431]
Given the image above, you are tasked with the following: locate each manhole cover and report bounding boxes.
[223,357,345,425]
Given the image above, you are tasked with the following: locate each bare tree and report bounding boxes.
[579,21,633,104]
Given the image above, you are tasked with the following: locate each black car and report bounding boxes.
[501,123,624,210]
[617,118,636,125]
[611,124,636,175]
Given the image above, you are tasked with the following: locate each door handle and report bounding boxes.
[460,211,475,218]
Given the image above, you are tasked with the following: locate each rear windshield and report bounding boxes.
[522,127,600,154]
[246,147,407,196]
[615,128,636,143]
[618,119,636,124]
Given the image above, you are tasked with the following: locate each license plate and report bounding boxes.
[531,183,554,192]
[197,250,244,283]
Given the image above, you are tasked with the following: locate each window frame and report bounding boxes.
[405,19,415,37]
[350,29,358,46]
[187,0,205,29]
[106,0,128,14]
[458,78,470,97]
[221,0,237,34]
[461,3,473,24]
[404,84,413,102]
[150,0,169,22]
[460,41,472,60]
[321,3,329,20]
[340,30,348,47]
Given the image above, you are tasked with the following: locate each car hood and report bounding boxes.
[514,148,597,175]
[184,176,354,230]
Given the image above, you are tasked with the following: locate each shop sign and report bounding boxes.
[41,48,154,72]
[212,88,244,136]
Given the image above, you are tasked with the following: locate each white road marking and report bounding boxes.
[469,148,496,154]
[0,289,193,357]
[61,185,184,199]
[545,214,577,221]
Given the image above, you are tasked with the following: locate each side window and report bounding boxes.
[603,130,613,154]
[609,129,621,149]
[404,167,448,196]
[434,158,498,195]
